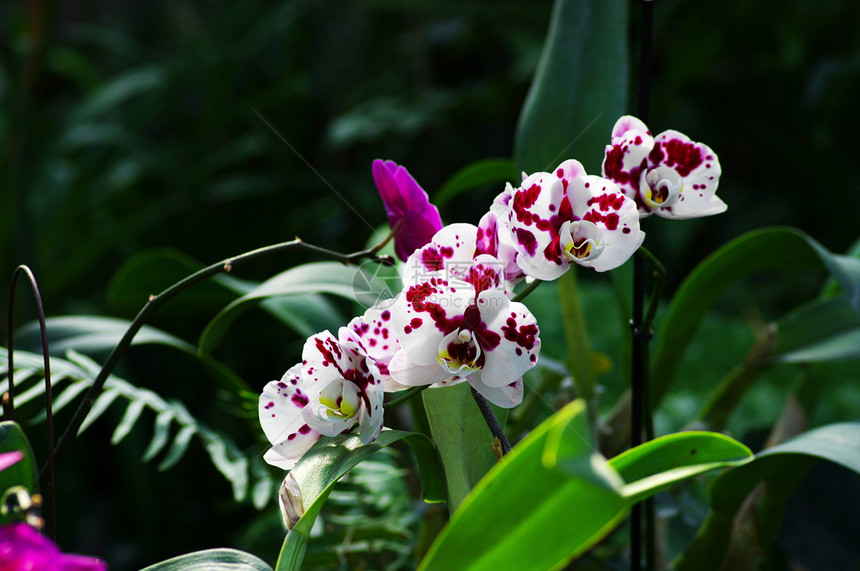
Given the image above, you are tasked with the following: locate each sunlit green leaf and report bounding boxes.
[418,400,627,571]
[139,548,272,571]
[609,431,753,504]
[421,383,505,513]
[275,429,443,571]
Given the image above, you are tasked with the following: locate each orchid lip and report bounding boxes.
[559,220,605,262]
[641,166,683,209]
[437,328,483,376]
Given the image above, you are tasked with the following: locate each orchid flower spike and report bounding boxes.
[373,159,444,262]
[602,115,725,219]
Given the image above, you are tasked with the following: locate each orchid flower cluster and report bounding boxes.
[259,116,724,470]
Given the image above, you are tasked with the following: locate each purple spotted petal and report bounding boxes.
[402,223,479,287]
[344,304,404,392]
[259,365,321,470]
[647,130,725,219]
[373,159,443,262]
[469,377,524,408]
[566,175,644,272]
[300,331,384,444]
[476,291,540,388]
[602,124,654,201]
[505,171,570,281]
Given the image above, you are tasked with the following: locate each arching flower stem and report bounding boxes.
[51,236,396,476]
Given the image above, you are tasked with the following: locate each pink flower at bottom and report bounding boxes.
[0,523,107,570]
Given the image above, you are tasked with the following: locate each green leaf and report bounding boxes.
[609,431,753,504]
[275,429,443,571]
[675,422,860,571]
[138,548,273,571]
[0,422,39,514]
[652,227,860,408]
[421,383,506,512]
[418,400,627,571]
[16,316,249,394]
[199,262,388,354]
[771,295,860,362]
[514,0,629,174]
[433,158,518,207]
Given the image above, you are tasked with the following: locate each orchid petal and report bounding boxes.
[388,349,452,386]
[372,159,443,261]
[403,223,479,286]
[469,376,524,409]
[506,171,570,281]
[566,175,644,272]
[259,365,321,470]
[602,126,654,201]
[649,130,725,219]
[477,291,540,388]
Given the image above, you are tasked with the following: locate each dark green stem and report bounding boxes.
[7,266,55,539]
[512,279,543,303]
[383,385,429,410]
[470,387,512,455]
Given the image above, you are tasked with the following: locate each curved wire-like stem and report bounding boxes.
[470,387,512,456]
[7,265,56,539]
[49,237,394,475]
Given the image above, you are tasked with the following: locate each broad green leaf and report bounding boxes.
[771,295,860,362]
[514,0,629,174]
[418,400,627,571]
[422,383,506,512]
[609,431,753,504]
[0,422,39,521]
[653,227,860,407]
[139,548,272,571]
[199,262,389,354]
[675,422,860,571]
[276,429,444,571]
[433,158,518,207]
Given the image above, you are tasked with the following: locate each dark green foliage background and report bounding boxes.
[2,0,860,569]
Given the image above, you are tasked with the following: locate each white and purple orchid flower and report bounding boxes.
[499,161,644,281]
[373,159,444,262]
[602,115,725,219]
[388,224,540,408]
[260,322,388,470]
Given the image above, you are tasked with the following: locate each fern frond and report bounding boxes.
[0,347,275,507]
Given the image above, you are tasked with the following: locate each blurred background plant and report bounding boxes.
[2,0,860,569]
